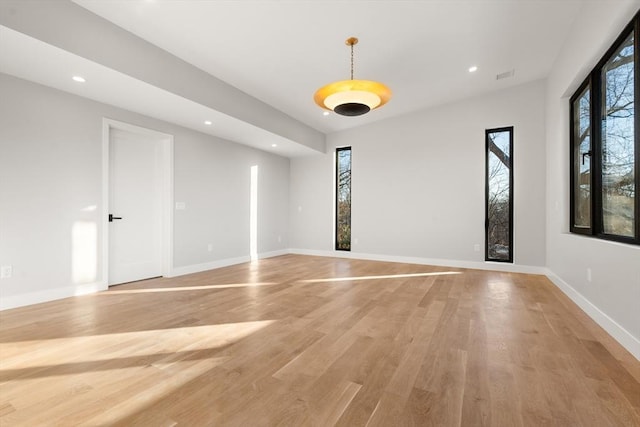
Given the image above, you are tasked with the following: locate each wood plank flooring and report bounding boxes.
[0,254,638,426]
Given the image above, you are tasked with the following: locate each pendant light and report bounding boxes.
[314,37,391,116]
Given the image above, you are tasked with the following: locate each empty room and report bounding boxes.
[0,0,639,425]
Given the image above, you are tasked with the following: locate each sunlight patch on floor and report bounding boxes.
[81,355,230,426]
[106,282,277,294]
[300,271,462,283]
[0,320,274,370]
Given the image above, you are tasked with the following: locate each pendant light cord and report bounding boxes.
[350,43,354,80]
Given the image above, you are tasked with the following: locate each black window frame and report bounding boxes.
[569,78,593,235]
[485,126,514,263]
[335,146,352,251]
[569,12,640,246]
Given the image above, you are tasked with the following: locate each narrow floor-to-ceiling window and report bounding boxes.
[336,147,351,251]
[569,12,639,245]
[486,127,514,262]
[570,82,592,234]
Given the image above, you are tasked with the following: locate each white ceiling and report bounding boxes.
[73,0,584,133]
[0,25,317,157]
[2,0,587,155]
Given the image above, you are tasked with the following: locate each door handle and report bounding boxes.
[109,214,123,222]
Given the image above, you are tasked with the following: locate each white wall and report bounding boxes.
[0,74,289,308]
[172,126,289,267]
[545,1,640,357]
[290,80,547,270]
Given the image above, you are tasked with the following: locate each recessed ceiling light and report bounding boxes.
[204,120,212,125]
[468,66,478,73]
[271,144,278,147]
[72,76,86,83]
[323,111,330,116]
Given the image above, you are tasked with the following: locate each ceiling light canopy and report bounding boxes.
[314,37,391,117]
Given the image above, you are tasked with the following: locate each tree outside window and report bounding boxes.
[486,128,513,262]
[336,147,351,251]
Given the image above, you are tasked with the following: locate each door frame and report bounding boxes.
[102,118,174,286]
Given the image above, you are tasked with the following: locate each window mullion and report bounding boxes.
[635,17,640,241]
[592,68,603,237]
[570,78,593,234]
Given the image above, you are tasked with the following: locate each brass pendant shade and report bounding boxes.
[314,37,391,116]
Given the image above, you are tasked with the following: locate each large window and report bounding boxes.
[336,147,351,251]
[570,13,639,245]
[486,127,513,262]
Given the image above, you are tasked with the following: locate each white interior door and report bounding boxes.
[108,128,163,285]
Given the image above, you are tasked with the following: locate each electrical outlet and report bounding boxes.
[0,265,12,279]
[277,235,282,243]
[207,243,213,252]
[474,244,481,252]
[586,268,592,283]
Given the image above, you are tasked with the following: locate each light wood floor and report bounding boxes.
[1,255,639,426]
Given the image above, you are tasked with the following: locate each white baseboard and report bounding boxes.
[167,249,290,278]
[257,249,290,260]
[288,248,548,275]
[168,255,250,277]
[545,271,640,361]
[0,282,107,311]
